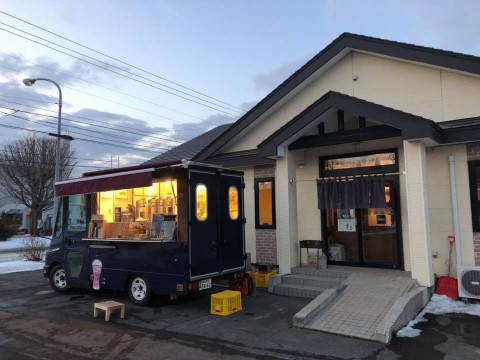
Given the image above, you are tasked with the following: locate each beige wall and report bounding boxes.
[242,167,257,262]
[224,50,480,276]
[226,51,480,154]
[426,145,475,278]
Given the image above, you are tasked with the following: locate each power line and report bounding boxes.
[0,98,185,145]
[1,149,142,166]
[0,10,245,113]
[0,62,225,133]
[2,106,177,151]
[1,111,167,153]
[0,23,242,116]
[0,113,160,154]
[0,94,54,104]
[0,51,206,122]
[0,158,111,170]
[0,106,175,151]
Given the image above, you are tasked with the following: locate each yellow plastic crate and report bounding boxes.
[254,270,278,288]
[210,290,242,316]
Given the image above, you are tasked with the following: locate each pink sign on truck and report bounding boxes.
[92,259,102,290]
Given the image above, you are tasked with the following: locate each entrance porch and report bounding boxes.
[259,92,443,288]
[270,266,429,343]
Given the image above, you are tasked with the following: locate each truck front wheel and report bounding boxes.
[49,264,71,293]
[128,276,152,306]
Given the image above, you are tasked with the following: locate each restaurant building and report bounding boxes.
[148,33,480,288]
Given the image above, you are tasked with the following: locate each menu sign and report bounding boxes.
[151,214,164,238]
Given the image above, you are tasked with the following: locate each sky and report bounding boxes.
[0,0,480,175]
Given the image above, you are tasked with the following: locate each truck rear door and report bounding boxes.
[189,168,219,279]
[218,172,245,272]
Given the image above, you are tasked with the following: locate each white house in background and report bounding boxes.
[0,203,29,232]
[0,193,54,233]
[147,33,480,290]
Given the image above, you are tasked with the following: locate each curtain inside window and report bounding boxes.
[317,177,386,210]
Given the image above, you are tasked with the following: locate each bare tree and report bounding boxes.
[0,136,76,234]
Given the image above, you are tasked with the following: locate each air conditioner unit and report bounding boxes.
[458,266,480,299]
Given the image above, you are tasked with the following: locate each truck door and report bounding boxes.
[219,172,245,272]
[63,195,90,288]
[189,168,219,279]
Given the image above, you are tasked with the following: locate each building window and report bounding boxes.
[196,184,207,221]
[255,178,275,229]
[229,186,239,220]
[469,161,480,232]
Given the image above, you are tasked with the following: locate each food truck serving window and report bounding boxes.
[196,184,207,221]
[92,180,178,240]
[229,187,239,220]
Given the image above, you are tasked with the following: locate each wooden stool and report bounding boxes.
[94,301,125,321]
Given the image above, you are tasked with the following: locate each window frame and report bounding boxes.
[66,194,88,232]
[254,177,276,229]
[468,160,480,232]
[228,186,239,221]
[195,183,208,222]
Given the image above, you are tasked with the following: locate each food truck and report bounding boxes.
[43,160,251,305]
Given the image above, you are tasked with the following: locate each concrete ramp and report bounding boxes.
[290,266,430,344]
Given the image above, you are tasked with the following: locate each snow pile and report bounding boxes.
[0,260,45,274]
[397,294,480,338]
[0,236,51,251]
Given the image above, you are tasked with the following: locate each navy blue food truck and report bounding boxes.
[43,160,251,305]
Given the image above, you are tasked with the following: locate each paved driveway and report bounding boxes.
[0,270,479,359]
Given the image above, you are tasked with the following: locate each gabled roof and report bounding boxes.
[194,32,480,161]
[143,123,232,165]
[257,91,443,157]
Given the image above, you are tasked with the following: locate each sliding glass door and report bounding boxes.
[320,151,402,269]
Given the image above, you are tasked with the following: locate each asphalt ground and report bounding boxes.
[0,270,479,359]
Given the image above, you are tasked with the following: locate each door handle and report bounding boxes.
[66,238,75,246]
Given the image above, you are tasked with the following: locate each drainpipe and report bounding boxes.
[448,155,462,268]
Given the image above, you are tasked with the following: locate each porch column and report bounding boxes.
[403,140,434,287]
[275,150,298,274]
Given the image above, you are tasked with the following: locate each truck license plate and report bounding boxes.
[199,279,212,290]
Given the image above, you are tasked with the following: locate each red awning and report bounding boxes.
[55,168,154,197]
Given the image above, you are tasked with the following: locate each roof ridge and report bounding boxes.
[194,32,480,161]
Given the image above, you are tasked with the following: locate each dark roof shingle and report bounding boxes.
[143,124,232,165]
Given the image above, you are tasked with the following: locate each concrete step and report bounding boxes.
[281,274,344,288]
[272,283,325,299]
[291,267,351,280]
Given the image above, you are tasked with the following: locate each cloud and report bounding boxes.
[0,103,173,174]
[253,58,308,92]
[239,100,258,113]
[0,51,128,89]
[170,113,235,141]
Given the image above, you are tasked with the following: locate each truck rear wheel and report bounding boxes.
[128,276,152,306]
[49,264,71,293]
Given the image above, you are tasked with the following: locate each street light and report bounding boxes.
[23,78,63,234]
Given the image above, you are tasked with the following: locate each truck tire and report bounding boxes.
[128,276,152,306]
[49,264,71,293]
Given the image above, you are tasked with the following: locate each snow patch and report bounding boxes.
[0,236,51,251]
[0,260,45,274]
[397,294,480,338]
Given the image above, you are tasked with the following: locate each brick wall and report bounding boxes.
[467,143,480,265]
[254,165,277,265]
[254,165,275,178]
[474,233,480,266]
[255,229,277,264]
[467,142,480,161]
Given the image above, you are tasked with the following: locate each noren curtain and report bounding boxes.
[317,177,386,210]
